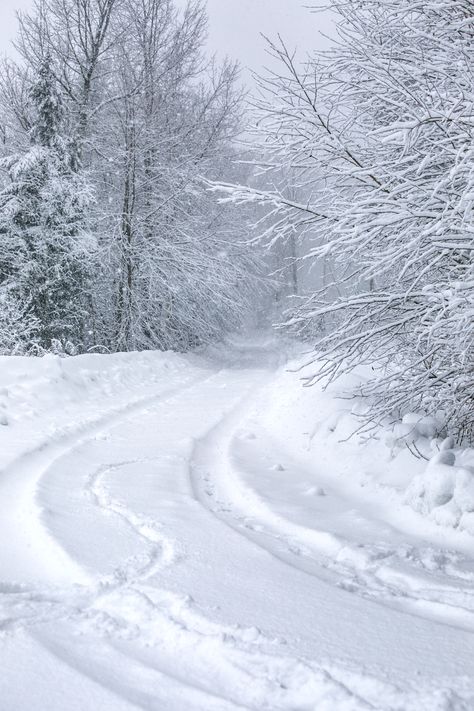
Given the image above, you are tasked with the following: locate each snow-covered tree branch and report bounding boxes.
[220,0,474,440]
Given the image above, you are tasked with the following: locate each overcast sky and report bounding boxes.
[0,0,332,75]
[204,0,332,72]
[0,0,31,54]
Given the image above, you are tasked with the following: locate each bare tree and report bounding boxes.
[222,1,474,440]
[16,0,119,161]
[100,2,254,350]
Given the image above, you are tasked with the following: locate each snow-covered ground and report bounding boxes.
[1,333,473,711]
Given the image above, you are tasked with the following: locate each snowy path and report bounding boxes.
[1,336,474,710]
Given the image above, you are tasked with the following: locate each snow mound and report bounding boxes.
[405,443,474,533]
[385,413,445,454]
[0,349,203,472]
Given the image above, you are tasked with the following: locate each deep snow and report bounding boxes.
[0,333,473,710]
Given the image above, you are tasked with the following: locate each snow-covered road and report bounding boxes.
[1,335,473,710]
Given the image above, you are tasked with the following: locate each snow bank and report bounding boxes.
[0,349,205,471]
[257,354,474,539]
[405,442,474,534]
[387,413,444,448]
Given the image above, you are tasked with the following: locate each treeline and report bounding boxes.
[227,1,474,440]
[0,0,258,355]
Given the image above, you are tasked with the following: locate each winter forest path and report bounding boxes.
[0,334,473,711]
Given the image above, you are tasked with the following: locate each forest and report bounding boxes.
[1,3,474,709]
[1,0,474,441]
[0,0,259,355]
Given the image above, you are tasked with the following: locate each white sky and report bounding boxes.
[0,0,333,76]
[204,0,332,71]
[0,0,32,54]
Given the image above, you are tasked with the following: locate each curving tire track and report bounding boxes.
[189,377,474,634]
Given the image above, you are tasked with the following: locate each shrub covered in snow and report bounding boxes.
[223,1,474,442]
[406,440,474,534]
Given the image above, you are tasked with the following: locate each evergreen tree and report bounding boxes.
[0,56,96,352]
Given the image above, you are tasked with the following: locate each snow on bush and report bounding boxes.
[405,440,474,534]
[385,413,444,454]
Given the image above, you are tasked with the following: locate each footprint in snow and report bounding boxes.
[240,431,257,440]
[304,486,326,497]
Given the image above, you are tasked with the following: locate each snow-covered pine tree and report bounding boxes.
[0,56,96,353]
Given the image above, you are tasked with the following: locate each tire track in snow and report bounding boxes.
[87,460,178,582]
[189,377,474,636]
[11,367,376,711]
[1,370,264,711]
[184,375,474,710]
[0,365,341,710]
[75,369,372,711]
[1,352,472,709]
[0,369,219,631]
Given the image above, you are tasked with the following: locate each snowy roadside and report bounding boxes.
[0,337,474,552]
[0,336,473,711]
[262,355,474,540]
[1,340,473,563]
[0,349,211,471]
[1,342,473,575]
[202,351,474,633]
